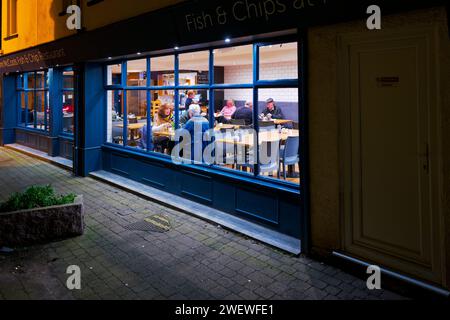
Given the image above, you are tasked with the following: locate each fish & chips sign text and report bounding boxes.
[184,0,328,32]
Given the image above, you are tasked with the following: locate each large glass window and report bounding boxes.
[127,59,147,87]
[179,51,209,86]
[17,71,50,132]
[62,68,75,135]
[215,45,253,84]
[259,42,298,81]
[105,38,300,186]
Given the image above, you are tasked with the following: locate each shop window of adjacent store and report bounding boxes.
[17,71,50,132]
[62,68,75,135]
[104,38,300,186]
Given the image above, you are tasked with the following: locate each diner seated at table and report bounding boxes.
[137,122,172,151]
[153,104,174,152]
[231,101,253,125]
[183,104,210,162]
[184,90,195,109]
[217,99,237,123]
[179,98,200,127]
[261,98,285,120]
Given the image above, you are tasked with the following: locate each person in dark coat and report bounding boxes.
[231,101,253,125]
[261,98,284,120]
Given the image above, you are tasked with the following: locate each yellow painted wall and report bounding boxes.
[1,0,185,55]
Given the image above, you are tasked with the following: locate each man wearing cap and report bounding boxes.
[262,98,285,120]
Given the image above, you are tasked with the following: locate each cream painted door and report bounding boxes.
[339,28,443,285]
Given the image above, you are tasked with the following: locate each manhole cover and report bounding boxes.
[124,215,171,233]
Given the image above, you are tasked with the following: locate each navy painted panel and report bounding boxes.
[59,138,74,160]
[180,170,213,204]
[235,187,279,225]
[1,75,17,145]
[101,148,300,238]
[138,160,167,189]
[74,63,106,176]
[278,198,302,239]
[15,129,49,153]
[212,180,237,213]
[111,153,130,177]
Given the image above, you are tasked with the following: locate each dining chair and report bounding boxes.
[112,125,123,144]
[279,136,300,180]
[215,130,237,168]
[240,140,280,178]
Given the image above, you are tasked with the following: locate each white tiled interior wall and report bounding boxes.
[224,61,298,103]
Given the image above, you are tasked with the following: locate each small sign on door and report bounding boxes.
[376,76,400,87]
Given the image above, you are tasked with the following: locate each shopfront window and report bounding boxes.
[179,50,210,86]
[105,37,300,186]
[62,68,75,135]
[259,42,298,81]
[17,71,50,132]
[127,59,147,87]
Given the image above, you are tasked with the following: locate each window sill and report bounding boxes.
[3,34,18,41]
[102,143,301,195]
[15,126,50,136]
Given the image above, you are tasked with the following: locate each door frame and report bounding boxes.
[337,26,446,286]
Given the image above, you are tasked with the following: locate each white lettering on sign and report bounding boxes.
[66,265,81,290]
[366,265,382,290]
[66,5,82,30]
[366,5,382,30]
[185,0,328,32]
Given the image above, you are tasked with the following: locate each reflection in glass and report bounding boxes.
[107,90,124,145]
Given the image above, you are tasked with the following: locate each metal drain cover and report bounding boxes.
[125,215,171,233]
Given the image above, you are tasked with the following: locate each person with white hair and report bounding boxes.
[180,98,200,126]
[182,102,209,162]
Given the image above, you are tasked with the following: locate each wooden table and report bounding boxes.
[117,123,146,142]
[153,130,175,139]
[259,119,294,125]
[216,130,299,147]
[273,119,294,125]
[214,124,245,131]
[117,123,146,130]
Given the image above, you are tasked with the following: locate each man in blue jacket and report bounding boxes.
[183,104,210,162]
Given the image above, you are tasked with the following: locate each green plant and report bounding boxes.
[0,185,76,213]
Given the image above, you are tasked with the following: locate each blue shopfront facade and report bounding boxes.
[1,0,447,253]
